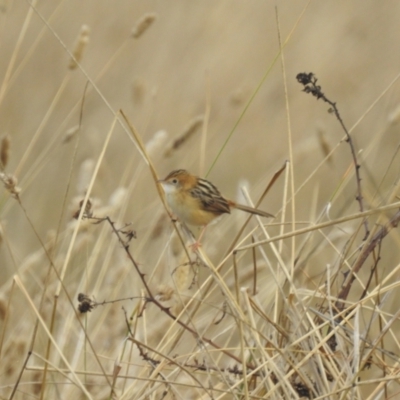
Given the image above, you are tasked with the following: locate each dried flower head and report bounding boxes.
[76,159,95,195]
[0,297,6,320]
[229,88,245,106]
[145,129,168,157]
[296,72,324,99]
[131,13,157,38]
[132,77,147,104]
[0,0,8,13]
[73,198,93,219]
[108,187,127,208]
[150,213,168,239]
[174,261,190,292]
[77,293,96,313]
[0,173,20,197]
[156,284,175,302]
[69,25,90,70]
[0,134,10,170]
[164,115,204,157]
[63,125,80,143]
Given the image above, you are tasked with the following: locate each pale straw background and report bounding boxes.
[1,1,400,399]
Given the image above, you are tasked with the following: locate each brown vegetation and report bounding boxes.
[1,2,400,399]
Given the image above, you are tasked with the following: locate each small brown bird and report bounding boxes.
[158,169,274,246]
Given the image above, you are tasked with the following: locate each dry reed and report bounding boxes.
[1,2,400,400]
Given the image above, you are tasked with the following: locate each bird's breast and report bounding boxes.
[166,191,219,226]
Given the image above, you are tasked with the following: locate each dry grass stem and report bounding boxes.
[2,3,400,399]
[68,24,90,70]
[131,13,157,38]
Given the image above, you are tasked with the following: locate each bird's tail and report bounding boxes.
[232,202,274,218]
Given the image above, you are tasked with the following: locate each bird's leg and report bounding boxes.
[189,225,207,252]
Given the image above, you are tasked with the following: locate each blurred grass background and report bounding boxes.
[1,1,400,399]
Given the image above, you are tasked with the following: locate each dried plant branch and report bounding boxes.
[358,239,382,302]
[86,214,256,370]
[336,209,400,309]
[237,202,400,252]
[130,338,214,398]
[296,72,370,239]
[8,349,32,400]
[133,336,270,382]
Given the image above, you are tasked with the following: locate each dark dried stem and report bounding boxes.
[89,215,256,370]
[335,210,400,309]
[296,72,369,239]
[359,240,382,302]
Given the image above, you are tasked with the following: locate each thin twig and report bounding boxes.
[87,215,258,370]
[296,72,369,239]
[335,210,400,309]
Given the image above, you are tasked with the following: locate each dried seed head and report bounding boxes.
[69,24,90,70]
[0,173,20,197]
[108,187,127,208]
[229,88,245,106]
[77,293,95,313]
[63,125,80,143]
[156,284,175,302]
[73,198,93,219]
[131,13,157,38]
[112,362,122,380]
[45,229,56,253]
[150,213,168,239]
[0,0,8,13]
[77,159,95,195]
[174,261,190,292]
[164,115,204,157]
[132,77,147,104]
[32,372,42,395]
[0,134,10,170]
[145,129,168,156]
[0,297,6,320]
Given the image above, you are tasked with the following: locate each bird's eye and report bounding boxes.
[172,178,178,184]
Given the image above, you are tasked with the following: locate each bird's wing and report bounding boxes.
[190,179,231,214]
